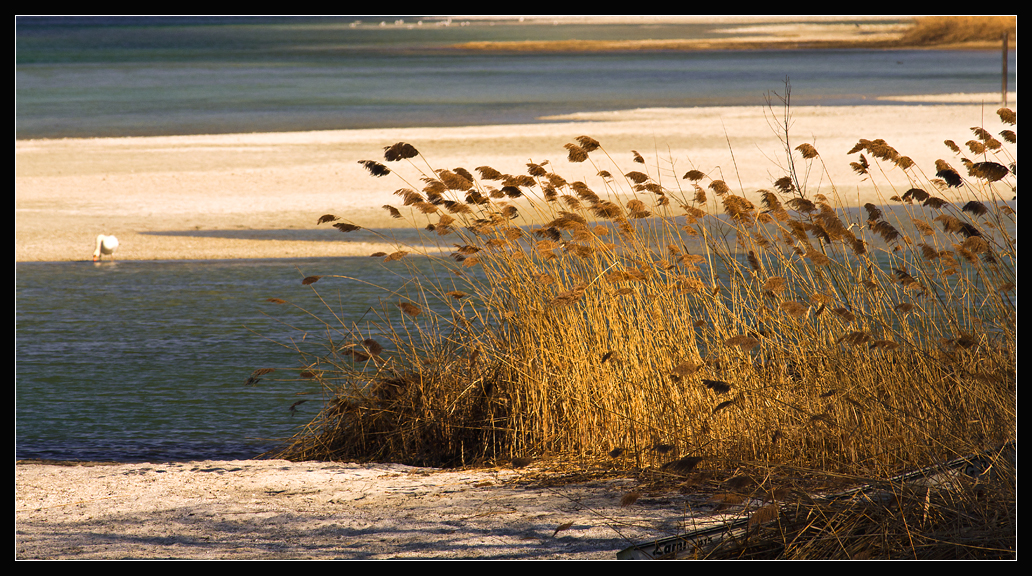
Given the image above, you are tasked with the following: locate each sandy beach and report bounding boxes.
[15,457,752,560]
[15,94,1016,263]
[15,450,1014,560]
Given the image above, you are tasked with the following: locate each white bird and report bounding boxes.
[93,234,119,261]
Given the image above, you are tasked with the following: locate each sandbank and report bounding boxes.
[15,95,1015,263]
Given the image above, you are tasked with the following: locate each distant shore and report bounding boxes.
[15,95,1016,263]
[446,16,1016,52]
[449,38,1015,52]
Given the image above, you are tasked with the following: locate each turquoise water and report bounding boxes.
[16,16,1015,139]
[15,16,1016,462]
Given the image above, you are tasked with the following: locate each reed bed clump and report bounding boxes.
[257,98,1015,488]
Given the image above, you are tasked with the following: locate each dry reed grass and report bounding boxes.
[693,443,1016,559]
[898,16,1016,47]
[254,83,1015,556]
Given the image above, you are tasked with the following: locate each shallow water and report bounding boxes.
[15,256,443,462]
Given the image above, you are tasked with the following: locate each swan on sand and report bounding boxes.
[93,234,119,261]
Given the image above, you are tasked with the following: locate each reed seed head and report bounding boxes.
[863,203,882,221]
[712,399,737,415]
[805,247,831,266]
[934,160,963,187]
[787,197,816,215]
[503,174,536,188]
[966,139,986,154]
[703,379,732,394]
[762,276,787,293]
[397,301,422,317]
[437,169,473,191]
[626,199,650,219]
[575,135,601,152]
[476,166,504,180]
[962,201,989,216]
[672,360,703,378]
[383,142,419,161]
[781,301,809,318]
[358,160,390,177]
[837,331,871,346]
[901,188,930,203]
[894,155,915,170]
[971,126,994,142]
[620,491,640,507]
[969,162,1010,182]
[850,154,870,175]
[500,185,523,198]
[661,456,704,475]
[796,143,819,159]
[725,335,760,351]
[625,171,649,184]
[832,308,856,322]
[709,180,731,195]
[564,143,589,162]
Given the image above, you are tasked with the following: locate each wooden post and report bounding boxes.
[1002,32,1009,107]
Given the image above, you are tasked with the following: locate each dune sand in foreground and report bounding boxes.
[16,95,1015,263]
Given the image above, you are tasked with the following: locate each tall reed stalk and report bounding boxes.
[258,96,1016,481]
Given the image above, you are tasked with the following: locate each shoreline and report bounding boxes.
[447,37,1017,53]
[16,95,1016,264]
